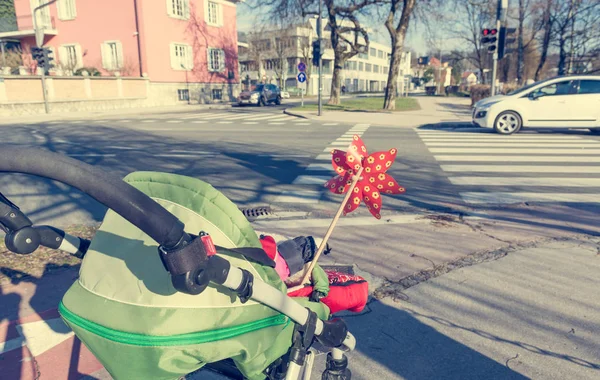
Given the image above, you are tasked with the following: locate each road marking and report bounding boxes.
[449,177,600,187]
[323,123,339,126]
[253,214,428,229]
[292,175,331,185]
[259,154,312,158]
[155,153,214,158]
[434,155,600,162]
[243,122,258,125]
[306,163,334,171]
[48,121,62,124]
[218,121,233,124]
[441,165,600,173]
[68,154,116,157]
[273,190,322,204]
[269,122,285,125]
[118,120,132,123]
[460,192,600,204]
[419,136,587,141]
[216,113,256,120]
[167,120,183,123]
[16,318,74,356]
[0,336,24,355]
[69,121,83,124]
[295,122,311,125]
[268,116,300,121]
[142,120,157,123]
[193,120,208,124]
[192,113,231,120]
[179,113,219,119]
[424,142,598,147]
[329,141,352,146]
[430,148,600,154]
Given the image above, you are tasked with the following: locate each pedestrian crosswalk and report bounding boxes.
[75,112,336,126]
[417,128,600,205]
[273,124,370,204]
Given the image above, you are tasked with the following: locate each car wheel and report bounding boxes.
[275,96,282,105]
[494,111,522,135]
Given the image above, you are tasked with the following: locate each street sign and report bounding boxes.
[297,72,307,83]
[298,62,306,72]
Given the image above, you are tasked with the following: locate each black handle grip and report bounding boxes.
[0,147,185,249]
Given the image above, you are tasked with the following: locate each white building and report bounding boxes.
[238,19,411,96]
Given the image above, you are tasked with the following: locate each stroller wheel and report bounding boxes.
[322,352,351,380]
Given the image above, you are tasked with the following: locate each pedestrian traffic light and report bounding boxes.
[498,27,517,60]
[482,28,497,36]
[312,40,321,67]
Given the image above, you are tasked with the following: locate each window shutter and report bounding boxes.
[58,45,67,66]
[57,0,65,20]
[218,4,223,26]
[75,44,83,68]
[219,49,225,72]
[166,0,173,16]
[116,41,124,68]
[204,1,209,24]
[206,48,212,71]
[71,0,77,17]
[170,43,177,70]
[101,43,109,69]
[183,0,190,19]
[186,45,193,69]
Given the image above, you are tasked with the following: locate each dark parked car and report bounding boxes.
[238,84,282,106]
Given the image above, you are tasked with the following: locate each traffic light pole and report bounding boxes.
[317,0,322,117]
[33,0,57,114]
[491,0,508,96]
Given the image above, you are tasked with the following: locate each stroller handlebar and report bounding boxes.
[0,147,187,250]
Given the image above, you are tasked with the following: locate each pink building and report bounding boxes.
[2,0,241,102]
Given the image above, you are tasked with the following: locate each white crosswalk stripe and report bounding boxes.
[416,128,600,205]
[274,124,371,205]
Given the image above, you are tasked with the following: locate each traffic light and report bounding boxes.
[498,27,517,59]
[30,46,54,74]
[312,40,321,67]
[481,28,498,53]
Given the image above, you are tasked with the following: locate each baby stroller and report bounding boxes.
[0,147,356,380]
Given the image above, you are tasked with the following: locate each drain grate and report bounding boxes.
[239,206,272,219]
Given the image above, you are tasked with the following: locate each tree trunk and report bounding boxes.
[558,31,568,75]
[384,42,402,110]
[517,0,525,84]
[328,54,343,105]
[535,1,552,81]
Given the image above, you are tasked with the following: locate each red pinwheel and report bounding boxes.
[324,135,405,219]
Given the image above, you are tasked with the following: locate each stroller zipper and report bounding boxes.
[59,302,289,347]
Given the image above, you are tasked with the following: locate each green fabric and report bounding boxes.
[61,172,330,380]
[312,265,330,296]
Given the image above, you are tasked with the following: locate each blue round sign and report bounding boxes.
[298,62,306,72]
[297,72,307,83]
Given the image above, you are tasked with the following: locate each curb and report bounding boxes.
[283,108,311,120]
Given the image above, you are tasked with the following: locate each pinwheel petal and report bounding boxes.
[362,186,383,219]
[364,148,397,175]
[346,135,368,168]
[343,184,364,215]
[325,172,352,194]
[331,149,351,174]
[372,173,406,195]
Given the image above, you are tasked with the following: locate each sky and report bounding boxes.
[236,3,434,57]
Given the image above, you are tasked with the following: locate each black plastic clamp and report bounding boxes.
[233,269,254,303]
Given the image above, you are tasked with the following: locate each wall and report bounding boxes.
[14,0,141,76]
[140,0,239,84]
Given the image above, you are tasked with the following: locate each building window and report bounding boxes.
[359,62,364,71]
[212,88,223,100]
[32,0,52,27]
[178,89,189,101]
[57,0,77,20]
[170,43,193,70]
[366,63,372,72]
[384,66,388,73]
[374,64,379,73]
[101,41,123,70]
[59,44,82,69]
[206,1,222,26]
[359,52,368,60]
[288,58,296,73]
[208,48,225,72]
[370,47,376,57]
[265,60,274,70]
[168,0,190,19]
[378,50,383,59]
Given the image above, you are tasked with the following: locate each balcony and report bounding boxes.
[0,15,58,40]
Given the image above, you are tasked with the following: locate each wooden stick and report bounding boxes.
[298,167,364,286]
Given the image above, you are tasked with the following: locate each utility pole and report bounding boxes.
[491,0,508,96]
[317,0,323,116]
[33,0,57,114]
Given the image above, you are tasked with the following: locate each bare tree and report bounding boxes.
[248,0,382,105]
[383,0,417,110]
[513,0,545,83]
[299,34,314,94]
[534,0,553,80]
[272,28,295,90]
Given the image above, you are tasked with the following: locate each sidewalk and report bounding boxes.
[285,96,473,127]
[0,103,232,126]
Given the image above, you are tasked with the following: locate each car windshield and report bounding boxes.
[252,85,264,92]
[506,77,557,96]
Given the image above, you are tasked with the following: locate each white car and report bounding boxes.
[472,75,600,134]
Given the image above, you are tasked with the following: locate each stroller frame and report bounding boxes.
[0,147,356,380]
